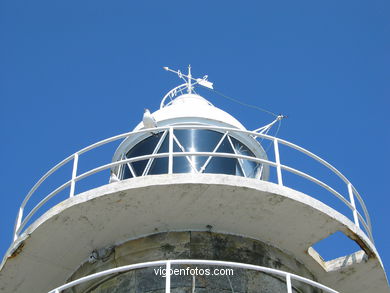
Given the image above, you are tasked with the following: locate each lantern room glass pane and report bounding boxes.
[121,129,261,179]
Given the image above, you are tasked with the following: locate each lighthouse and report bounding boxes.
[0,66,388,293]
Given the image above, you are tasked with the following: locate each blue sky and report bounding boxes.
[1,0,389,278]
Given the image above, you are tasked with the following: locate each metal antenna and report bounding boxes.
[163,66,214,90]
[188,65,192,94]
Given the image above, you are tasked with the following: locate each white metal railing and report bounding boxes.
[47,259,339,293]
[12,125,373,245]
[159,83,214,109]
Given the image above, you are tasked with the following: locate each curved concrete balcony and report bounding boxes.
[8,125,373,244]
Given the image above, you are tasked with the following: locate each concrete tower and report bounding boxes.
[0,67,388,293]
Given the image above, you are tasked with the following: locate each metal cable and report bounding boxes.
[205,87,278,117]
[263,119,282,154]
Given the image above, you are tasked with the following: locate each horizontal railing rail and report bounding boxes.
[48,259,339,293]
[12,125,373,245]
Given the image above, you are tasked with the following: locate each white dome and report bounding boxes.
[133,94,246,131]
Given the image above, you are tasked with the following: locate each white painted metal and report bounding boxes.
[172,133,199,173]
[352,185,372,232]
[47,259,339,293]
[126,162,137,178]
[280,164,355,210]
[197,78,213,89]
[286,273,293,293]
[142,130,168,176]
[192,275,196,293]
[274,139,283,186]
[69,153,79,198]
[253,114,284,134]
[227,134,248,178]
[162,66,214,100]
[168,127,173,174]
[18,180,72,235]
[348,183,360,228]
[160,83,190,109]
[11,125,374,245]
[187,65,192,94]
[13,207,23,241]
[19,154,75,222]
[200,131,229,173]
[165,261,171,293]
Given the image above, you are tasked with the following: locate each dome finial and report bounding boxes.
[163,65,214,92]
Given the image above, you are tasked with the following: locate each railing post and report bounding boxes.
[273,139,283,186]
[69,153,79,197]
[168,127,173,174]
[286,273,292,293]
[192,275,196,293]
[348,183,360,228]
[165,261,171,293]
[13,207,23,241]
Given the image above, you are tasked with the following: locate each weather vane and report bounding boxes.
[163,65,214,93]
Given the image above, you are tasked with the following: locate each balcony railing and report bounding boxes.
[12,125,373,246]
[48,259,339,293]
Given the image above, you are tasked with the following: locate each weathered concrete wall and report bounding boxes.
[66,232,320,293]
